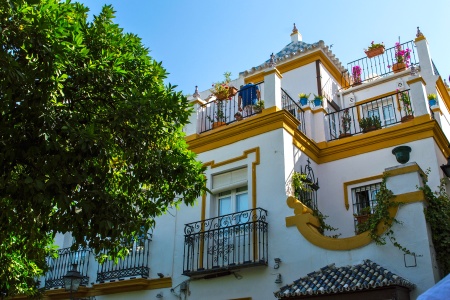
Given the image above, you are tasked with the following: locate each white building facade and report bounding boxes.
[34,26,450,300]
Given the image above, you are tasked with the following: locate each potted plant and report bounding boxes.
[253,99,265,113]
[313,94,324,107]
[210,72,238,101]
[389,42,411,73]
[234,112,243,121]
[298,93,310,106]
[352,65,362,86]
[354,206,372,234]
[359,115,382,133]
[428,93,437,106]
[364,41,385,58]
[397,89,414,122]
[207,100,228,128]
[339,108,352,138]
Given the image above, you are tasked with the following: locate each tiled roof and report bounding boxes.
[271,41,320,61]
[240,40,345,77]
[274,259,415,298]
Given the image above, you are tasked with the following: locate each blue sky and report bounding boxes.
[82,0,449,95]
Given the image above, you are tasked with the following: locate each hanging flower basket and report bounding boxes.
[365,46,385,58]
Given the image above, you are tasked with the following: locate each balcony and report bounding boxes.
[198,83,305,134]
[45,247,91,289]
[182,208,268,278]
[97,236,152,282]
[341,40,418,89]
[326,90,414,141]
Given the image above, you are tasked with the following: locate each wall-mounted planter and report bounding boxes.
[392,146,411,164]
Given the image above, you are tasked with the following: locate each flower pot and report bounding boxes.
[214,86,238,101]
[401,115,414,123]
[339,133,352,138]
[429,99,437,106]
[299,97,308,106]
[362,126,380,133]
[352,81,362,87]
[313,98,323,107]
[212,121,226,129]
[253,107,263,114]
[392,62,407,73]
[365,47,385,58]
[355,214,370,225]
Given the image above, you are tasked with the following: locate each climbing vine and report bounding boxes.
[419,173,450,276]
[291,172,339,236]
[356,176,411,254]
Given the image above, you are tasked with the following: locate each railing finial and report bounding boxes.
[269,53,276,68]
[416,26,423,38]
[193,85,200,98]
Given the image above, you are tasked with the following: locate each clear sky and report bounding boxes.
[82,0,449,95]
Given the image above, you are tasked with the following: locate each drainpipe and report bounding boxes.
[316,60,322,97]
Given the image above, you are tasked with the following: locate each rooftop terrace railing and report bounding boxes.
[198,82,264,133]
[281,88,306,134]
[326,90,413,141]
[341,41,418,89]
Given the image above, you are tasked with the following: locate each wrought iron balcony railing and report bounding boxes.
[341,40,418,89]
[198,82,264,133]
[45,247,91,289]
[97,235,152,282]
[326,90,413,141]
[183,208,268,278]
[281,88,306,134]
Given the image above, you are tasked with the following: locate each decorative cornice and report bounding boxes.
[264,67,283,79]
[406,76,426,86]
[415,35,426,42]
[436,76,450,116]
[186,110,450,164]
[32,278,172,299]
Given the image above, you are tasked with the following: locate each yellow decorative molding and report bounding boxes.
[415,35,426,42]
[384,163,425,178]
[189,99,206,106]
[36,278,173,299]
[286,189,425,251]
[187,110,299,154]
[406,76,426,86]
[343,175,384,210]
[436,76,450,115]
[343,165,425,210]
[187,108,450,164]
[264,67,283,79]
[311,106,327,114]
[203,147,260,214]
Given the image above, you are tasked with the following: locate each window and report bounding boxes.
[218,186,248,227]
[352,183,381,215]
[382,103,395,125]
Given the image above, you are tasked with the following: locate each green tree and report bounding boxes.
[0,0,205,296]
